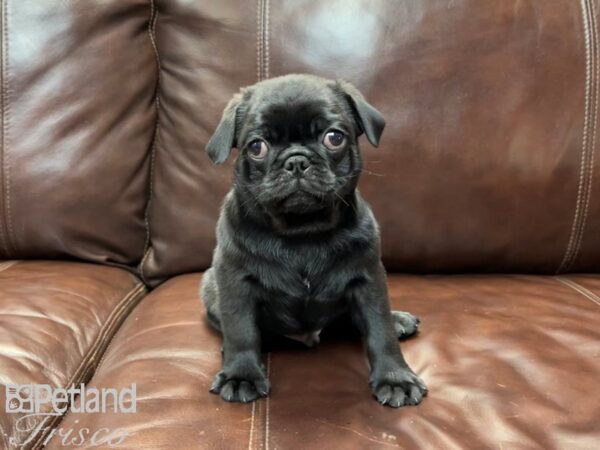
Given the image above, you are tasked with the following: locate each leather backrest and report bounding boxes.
[140,0,256,284]
[0,0,157,266]
[4,1,597,282]
[142,0,600,285]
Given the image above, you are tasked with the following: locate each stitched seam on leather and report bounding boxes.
[556,276,600,308]
[572,0,599,269]
[252,372,272,450]
[247,392,263,450]
[138,0,161,285]
[31,283,146,449]
[0,0,14,256]
[256,392,264,449]
[90,286,148,380]
[2,0,12,253]
[256,0,263,81]
[247,401,256,450]
[0,0,6,256]
[559,0,596,273]
[247,353,271,450]
[264,0,270,80]
[264,352,271,450]
[256,0,260,81]
[256,0,270,81]
[30,283,146,449]
[0,258,17,273]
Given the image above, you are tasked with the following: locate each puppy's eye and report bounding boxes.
[247,139,268,160]
[323,130,346,151]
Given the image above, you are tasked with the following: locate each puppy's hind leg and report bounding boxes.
[392,311,420,338]
[201,267,222,332]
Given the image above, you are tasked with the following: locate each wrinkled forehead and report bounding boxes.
[258,98,331,128]
[244,82,351,140]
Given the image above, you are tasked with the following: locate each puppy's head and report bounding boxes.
[206,74,385,234]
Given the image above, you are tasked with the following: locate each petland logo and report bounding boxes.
[5,383,137,415]
[2,384,136,448]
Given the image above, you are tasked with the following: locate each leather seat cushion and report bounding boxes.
[47,273,600,449]
[0,261,145,448]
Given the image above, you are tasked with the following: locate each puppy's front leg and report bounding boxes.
[209,280,269,403]
[350,266,427,408]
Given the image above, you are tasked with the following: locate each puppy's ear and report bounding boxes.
[206,94,242,164]
[336,80,385,147]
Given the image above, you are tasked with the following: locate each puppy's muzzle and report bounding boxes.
[283,154,310,176]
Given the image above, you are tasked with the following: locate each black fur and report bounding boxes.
[201,74,427,407]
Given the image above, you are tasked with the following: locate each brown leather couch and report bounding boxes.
[1,1,599,449]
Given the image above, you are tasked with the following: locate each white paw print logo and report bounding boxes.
[5,385,34,413]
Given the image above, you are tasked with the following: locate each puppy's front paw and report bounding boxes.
[210,362,270,403]
[370,365,427,408]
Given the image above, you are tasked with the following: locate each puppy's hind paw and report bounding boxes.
[391,310,420,339]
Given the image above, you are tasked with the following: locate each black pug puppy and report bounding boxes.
[201,74,427,408]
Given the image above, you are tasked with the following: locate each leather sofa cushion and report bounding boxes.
[0,261,145,449]
[47,273,600,449]
[142,0,600,285]
[0,0,157,267]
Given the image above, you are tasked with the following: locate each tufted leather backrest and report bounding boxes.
[2,1,599,284]
[0,0,157,267]
[140,0,600,285]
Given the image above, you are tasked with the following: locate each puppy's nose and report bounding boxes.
[283,155,310,175]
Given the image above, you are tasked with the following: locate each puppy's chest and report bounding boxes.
[262,268,339,305]
[256,265,349,334]
[257,257,345,301]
